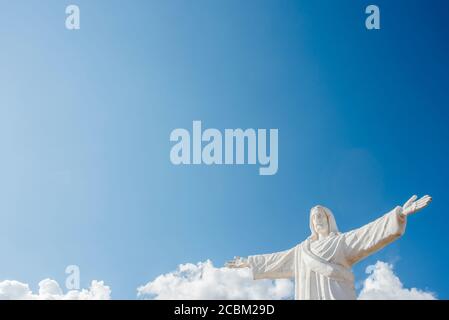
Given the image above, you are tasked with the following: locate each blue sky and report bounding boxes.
[0,0,448,299]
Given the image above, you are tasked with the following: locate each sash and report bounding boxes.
[301,240,354,283]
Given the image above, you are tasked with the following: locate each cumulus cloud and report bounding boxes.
[0,279,111,300]
[358,261,436,300]
[1,260,436,300]
[138,260,436,300]
[137,260,293,300]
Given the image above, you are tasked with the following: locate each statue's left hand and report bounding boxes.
[401,195,432,216]
[225,256,249,269]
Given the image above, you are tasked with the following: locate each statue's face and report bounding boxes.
[312,207,329,236]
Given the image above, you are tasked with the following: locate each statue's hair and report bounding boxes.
[309,205,340,241]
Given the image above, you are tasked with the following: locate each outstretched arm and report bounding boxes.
[343,195,432,265]
[225,247,296,280]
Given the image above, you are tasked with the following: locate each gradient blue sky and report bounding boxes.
[1,0,448,299]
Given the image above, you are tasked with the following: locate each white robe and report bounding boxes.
[247,207,407,300]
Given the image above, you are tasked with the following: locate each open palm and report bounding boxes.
[402,195,432,216]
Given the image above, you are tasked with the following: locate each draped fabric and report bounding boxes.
[247,206,407,300]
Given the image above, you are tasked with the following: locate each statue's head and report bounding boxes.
[309,205,339,241]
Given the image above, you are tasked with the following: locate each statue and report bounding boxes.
[225,195,432,300]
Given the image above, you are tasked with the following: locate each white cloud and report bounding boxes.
[138,260,437,300]
[137,260,293,300]
[1,260,437,300]
[358,261,436,300]
[0,279,111,300]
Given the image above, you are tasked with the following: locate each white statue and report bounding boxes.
[226,195,432,300]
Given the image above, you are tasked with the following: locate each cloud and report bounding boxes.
[358,261,436,300]
[0,279,111,300]
[138,260,437,300]
[1,260,437,300]
[137,260,293,300]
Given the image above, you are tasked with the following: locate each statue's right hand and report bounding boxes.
[225,256,249,268]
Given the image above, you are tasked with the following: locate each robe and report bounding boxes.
[247,206,407,300]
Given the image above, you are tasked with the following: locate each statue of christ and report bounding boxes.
[226,195,432,300]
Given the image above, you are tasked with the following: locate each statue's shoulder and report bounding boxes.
[297,238,310,248]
